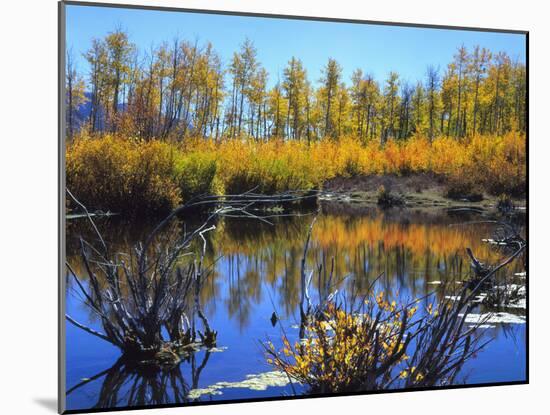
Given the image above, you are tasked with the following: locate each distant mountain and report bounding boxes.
[71,93,125,132]
[75,92,93,121]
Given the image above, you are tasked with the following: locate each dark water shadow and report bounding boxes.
[67,351,212,410]
[34,398,57,412]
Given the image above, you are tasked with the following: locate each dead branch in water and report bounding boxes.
[264,216,517,393]
[66,188,317,365]
[459,219,527,310]
[462,219,526,293]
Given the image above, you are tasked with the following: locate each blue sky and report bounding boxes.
[66,4,526,88]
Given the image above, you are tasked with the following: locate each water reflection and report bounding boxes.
[68,209,524,329]
[67,351,212,409]
[65,207,526,410]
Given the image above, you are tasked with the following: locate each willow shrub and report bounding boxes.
[67,135,223,216]
[173,151,224,202]
[265,296,420,393]
[444,133,526,198]
[213,139,327,194]
[66,135,181,216]
[66,133,526,215]
[208,133,524,196]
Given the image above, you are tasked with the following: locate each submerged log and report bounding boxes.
[464,219,526,291]
[465,247,493,289]
[65,192,221,365]
[264,215,527,393]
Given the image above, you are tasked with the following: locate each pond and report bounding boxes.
[64,205,526,411]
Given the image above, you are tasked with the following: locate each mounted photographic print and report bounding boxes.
[59,1,528,413]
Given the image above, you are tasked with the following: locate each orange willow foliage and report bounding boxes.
[66,133,526,214]
[183,133,525,195]
[66,135,181,215]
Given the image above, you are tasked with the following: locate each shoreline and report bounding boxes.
[321,173,526,212]
[66,173,527,223]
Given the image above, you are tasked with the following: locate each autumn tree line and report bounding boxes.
[66,29,526,142]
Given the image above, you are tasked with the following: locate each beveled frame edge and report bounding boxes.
[59,1,67,413]
[62,0,528,34]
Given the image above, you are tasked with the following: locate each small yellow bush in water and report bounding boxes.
[263,287,485,393]
[265,298,417,393]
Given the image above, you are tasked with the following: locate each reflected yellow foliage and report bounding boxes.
[67,212,523,330]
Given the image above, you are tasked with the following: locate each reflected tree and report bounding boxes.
[67,351,212,408]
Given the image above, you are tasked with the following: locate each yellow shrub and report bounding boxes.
[66,132,526,215]
[265,299,414,393]
[66,134,181,216]
[208,139,326,194]
[174,151,224,202]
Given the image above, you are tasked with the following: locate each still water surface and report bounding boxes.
[65,207,526,411]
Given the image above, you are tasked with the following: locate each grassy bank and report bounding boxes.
[66,133,526,216]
